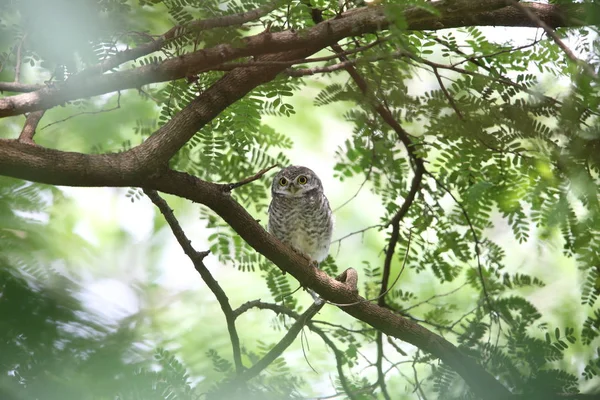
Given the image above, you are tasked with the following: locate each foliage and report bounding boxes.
[1,0,600,399]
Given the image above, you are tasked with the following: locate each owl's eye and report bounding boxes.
[297,175,308,185]
[279,177,288,186]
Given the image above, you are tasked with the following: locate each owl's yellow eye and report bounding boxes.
[279,177,288,186]
[297,175,308,185]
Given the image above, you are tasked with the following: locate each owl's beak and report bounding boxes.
[289,184,299,194]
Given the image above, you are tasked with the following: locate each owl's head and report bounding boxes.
[271,166,323,198]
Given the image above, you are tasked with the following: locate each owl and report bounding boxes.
[268,166,334,269]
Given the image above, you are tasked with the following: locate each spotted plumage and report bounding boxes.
[268,166,334,266]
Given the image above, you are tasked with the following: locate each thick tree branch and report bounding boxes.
[0,82,44,93]
[0,146,510,399]
[153,169,512,400]
[80,0,285,78]
[0,50,314,182]
[0,6,390,118]
[18,110,45,144]
[0,143,513,398]
[143,189,243,375]
[0,1,586,117]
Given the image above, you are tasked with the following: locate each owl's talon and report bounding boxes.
[290,246,316,265]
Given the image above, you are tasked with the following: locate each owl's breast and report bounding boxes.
[268,194,333,263]
[289,227,316,256]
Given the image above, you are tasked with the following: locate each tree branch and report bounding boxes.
[0,1,586,118]
[0,82,44,93]
[312,31,425,311]
[375,332,391,400]
[233,300,359,400]
[157,170,512,400]
[0,6,391,118]
[18,110,45,144]
[238,301,323,381]
[222,164,278,191]
[412,2,587,31]
[79,0,285,78]
[0,143,511,399]
[510,0,598,79]
[432,66,464,120]
[143,189,243,375]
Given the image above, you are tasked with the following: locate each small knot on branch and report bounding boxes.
[195,249,211,260]
[336,268,359,294]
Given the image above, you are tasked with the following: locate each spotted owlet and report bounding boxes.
[268,166,334,301]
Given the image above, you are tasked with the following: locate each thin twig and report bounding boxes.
[375,332,391,400]
[449,38,542,68]
[386,336,408,356]
[308,383,377,400]
[325,231,412,308]
[236,300,324,381]
[400,283,468,313]
[431,33,599,122]
[287,50,391,77]
[399,311,458,334]
[230,300,361,399]
[449,305,480,330]
[412,351,429,400]
[285,44,600,121]
[300,328,318,374]
[424,172,494,315]
[332,224,383,246]
[223,164,278,191]
[333,162,374,213]
[40,91,122,131]
[18,110,45,144]
[143,189,244,375]
[432,66,464,120]
[313,319,376,334]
